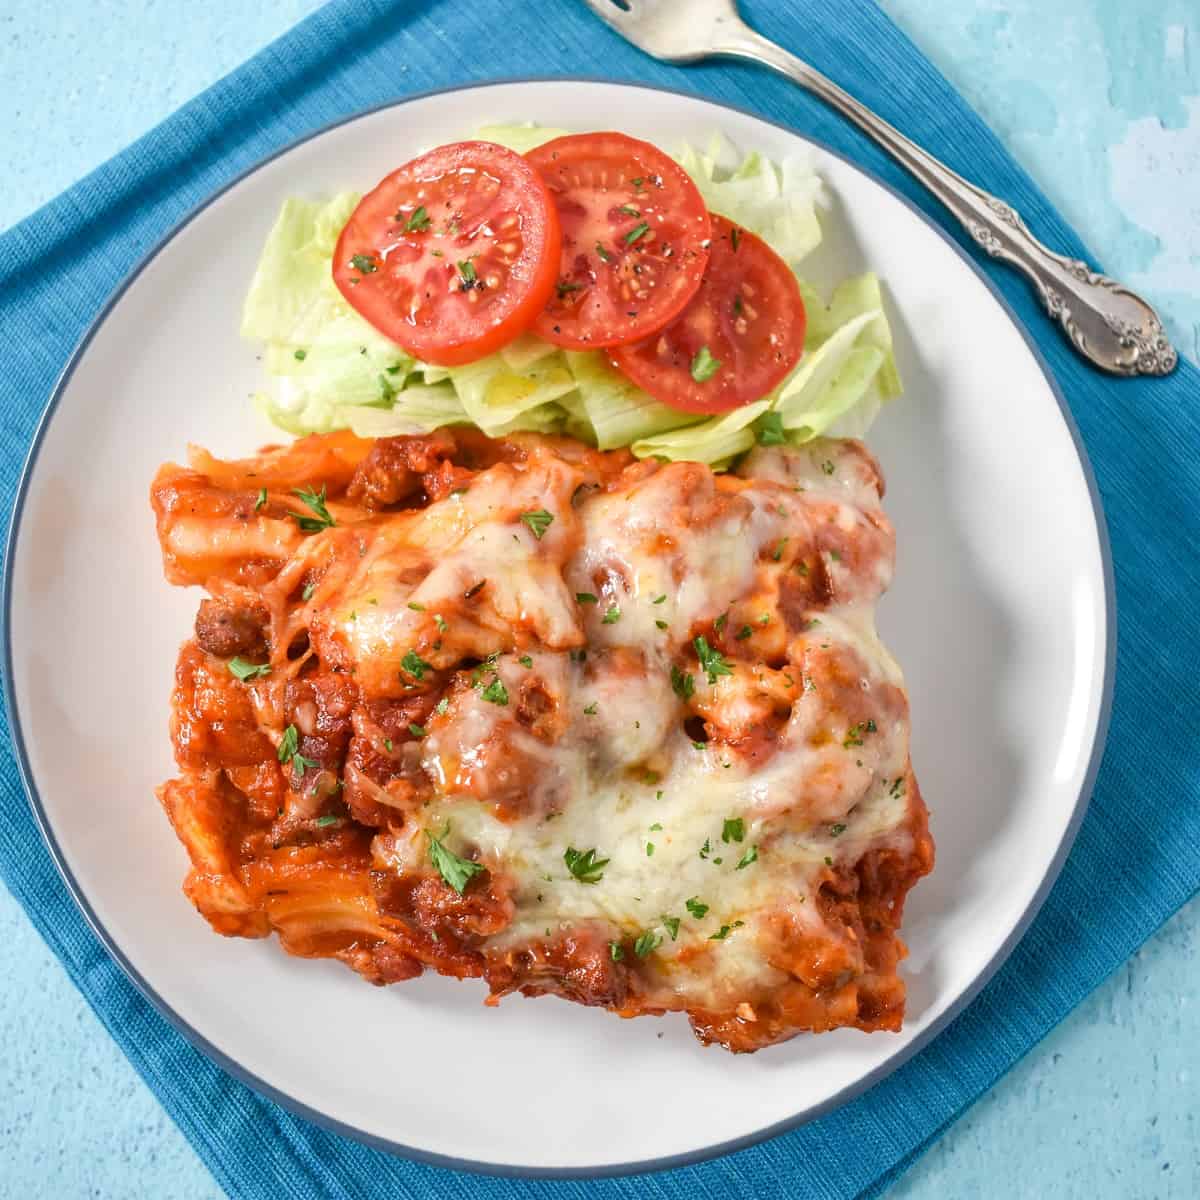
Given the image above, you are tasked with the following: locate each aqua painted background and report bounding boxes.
[1,2,1196,1196]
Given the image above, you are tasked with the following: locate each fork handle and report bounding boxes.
[716,27,1177,377]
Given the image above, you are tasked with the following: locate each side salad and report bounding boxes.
[242,125,901,467]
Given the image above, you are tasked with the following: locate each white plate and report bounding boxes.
[3,80,1113,1175]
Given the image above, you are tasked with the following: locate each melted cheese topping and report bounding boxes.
[354,440,911,1009]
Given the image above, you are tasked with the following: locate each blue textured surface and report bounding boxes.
[0,2,1197,1198]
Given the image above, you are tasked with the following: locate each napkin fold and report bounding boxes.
[2,1,1198,1197]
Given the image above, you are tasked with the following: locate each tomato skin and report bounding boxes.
[526,132,711,350]
[332,141,561,366]
[610,215,806,414]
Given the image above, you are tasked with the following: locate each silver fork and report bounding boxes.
[583,0,1177,377]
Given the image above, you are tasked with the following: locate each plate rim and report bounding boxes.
[1,76,1117,1179]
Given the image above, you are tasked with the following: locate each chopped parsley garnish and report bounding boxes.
[822,459,836,476]
[519,655,533,668]
[595,241,612,263]
[843,719,877,748]
[655,619,669,631]
[698,839,712,861]
[407,601,426,611]
[290,485,335,532]
[228,657,270,682]
[293,349,307,362]
[583,702,598,716]
[315,814,338,827]
[694,636,733,685]
[645,842,654,856]
[652,594,667,605]
[575,592,598,605]
[601,604,621,624]
[520,509,554,540]
[434,697,450,717]
[384,739,394,752]
[670,664,695,700]
[729,226,742,252]
[349,253,378,274]
[690,345,722,383]
[609,941,625,962]
[830,823,846,836]
[824,855,834,866]
[556,279,581,299]
[290,752,318,782]
[618,204,641,217]
[277,724,299,764]
[634,930,661,958]
[708,921,744,941]
[649,822,663,832]
[428,826,485,895]
[661,915,680,940]
[890,776,907,798]
[456,259,477,285]
[714,612,728,633]
[736,845,758,869]
[401,650,432,681]
[685,897,709,919]
[434,614,448,633]
[758,613,771,625]
[302,581,316,601]
[408,723,427,739]
[563,846,609,884]
[630,177,645,190]
[735,624,753,641]
[772,538,788,562]
[403,205,431,232]
[757,411,786,445]
[481,678,509,706]
[254,487,267,512]
[624,221,651,246]
[722,817,745,844]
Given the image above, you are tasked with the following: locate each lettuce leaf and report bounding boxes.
[242,130,901,461]
[676,133,824,266]
[446,353,577,436]
[632,400,770,466]
[473,123,568,154]
[565,352,699,450]
[340,385,471,437]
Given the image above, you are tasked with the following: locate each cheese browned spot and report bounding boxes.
[151,428,932,1052]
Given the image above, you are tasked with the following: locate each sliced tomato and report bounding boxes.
[526,133,711,349]
[610,215,806,413]
[332,141,561,366]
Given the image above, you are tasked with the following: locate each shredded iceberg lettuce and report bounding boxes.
[675,133,824,265]
[633,400,771,467]
[473,123,568,155]
[242,127,902,465]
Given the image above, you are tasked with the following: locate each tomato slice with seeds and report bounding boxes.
[332,141,561,366]
[526,132,711,349]
[609,214,806,413]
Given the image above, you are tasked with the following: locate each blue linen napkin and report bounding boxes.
[1,0,1198,1195]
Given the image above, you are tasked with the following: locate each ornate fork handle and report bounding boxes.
[716,27,1177,377]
